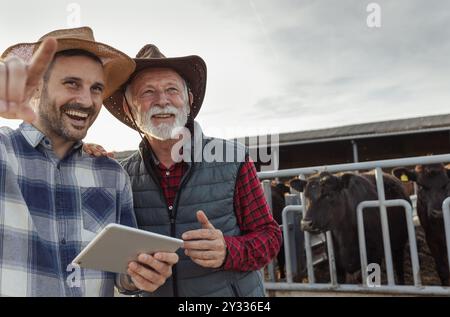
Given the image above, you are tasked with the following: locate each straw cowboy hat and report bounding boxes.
[103,44,207,131]
[1,26,135,99]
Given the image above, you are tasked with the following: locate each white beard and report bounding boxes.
[136,103,189,140]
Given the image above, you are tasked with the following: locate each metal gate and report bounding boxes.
[258,153,450,296]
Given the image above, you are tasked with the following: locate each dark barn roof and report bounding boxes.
[114,114,450,158]
[269,113,450,147]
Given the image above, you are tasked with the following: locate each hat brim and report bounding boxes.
[1,38,136,99]
[103,55,206,131]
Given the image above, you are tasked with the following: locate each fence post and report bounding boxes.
[442,197,450,276]
[284,194,305,282]
[262,180,277,282]
[374,168,395,285]
[298,174,316,283]
[326,231,338,285]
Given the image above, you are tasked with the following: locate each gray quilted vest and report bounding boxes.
[121,122,265,297]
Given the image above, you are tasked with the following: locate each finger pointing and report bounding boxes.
[26,37,57,87]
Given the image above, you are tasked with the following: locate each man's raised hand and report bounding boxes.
[0,37,57,122]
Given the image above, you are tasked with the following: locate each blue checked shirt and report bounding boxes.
[0,123,137,296]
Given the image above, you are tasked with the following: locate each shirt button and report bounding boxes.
[168,205,173,211]
[61,238,66,245]
[166,171,170,176]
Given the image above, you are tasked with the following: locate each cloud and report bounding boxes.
[219,0,450,138]
[1,1,450,149]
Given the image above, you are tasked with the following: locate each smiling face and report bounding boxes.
[125,68,193,140]
[36,54,104,142]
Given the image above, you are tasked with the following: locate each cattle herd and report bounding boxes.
[269,164,450,286]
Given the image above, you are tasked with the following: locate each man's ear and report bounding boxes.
[188,90,194,110]
[122,96,133,120]
[34,80,44,97]
[29,82,44,111]
[290,179,307,192]
[339,173,355,189]
[392,167,416,182]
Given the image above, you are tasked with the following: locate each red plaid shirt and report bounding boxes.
[155,156,282,271]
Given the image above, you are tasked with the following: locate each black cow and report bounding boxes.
[271,182,290,279]
[393,164,450,286]
[290,172,408,284]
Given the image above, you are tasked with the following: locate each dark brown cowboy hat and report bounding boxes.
[103,44,207,131]
[1,27,136,99]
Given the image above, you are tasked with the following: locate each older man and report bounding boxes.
[0,28,178,296]
[102,44,282,297]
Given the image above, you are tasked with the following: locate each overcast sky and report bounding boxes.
[1,0,449,151]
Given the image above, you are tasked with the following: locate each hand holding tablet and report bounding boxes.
[72,223,183,274]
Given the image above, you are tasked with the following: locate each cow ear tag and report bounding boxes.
[400,174,409,182]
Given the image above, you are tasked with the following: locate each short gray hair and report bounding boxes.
[124,85,135,109]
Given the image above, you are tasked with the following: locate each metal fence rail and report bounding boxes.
[442,197,450,276]
[281,206,302,284]
[263,282,450,296]
[259,153,450,296]
[258,154,450,180]
[357,199,421,286]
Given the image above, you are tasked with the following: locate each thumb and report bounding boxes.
[26,37,57,88]
[196,210,215,229]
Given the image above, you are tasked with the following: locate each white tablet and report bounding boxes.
[72,223,183,274]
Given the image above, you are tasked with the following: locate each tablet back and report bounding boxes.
[72,224,183,274]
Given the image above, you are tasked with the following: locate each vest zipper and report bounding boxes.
[139,145,180,297]
[170,162,193,297]
[168,209,178,297]
[139,140,193,297]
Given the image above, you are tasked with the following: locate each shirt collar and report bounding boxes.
[19,122,83,151]
[139,138,188,170]
[149,147,161,165]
